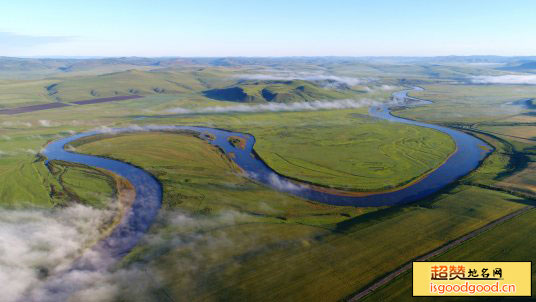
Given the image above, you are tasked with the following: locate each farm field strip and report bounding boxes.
[351,205,535,301]
[0,95,144,115]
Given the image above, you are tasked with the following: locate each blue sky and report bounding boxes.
[1,0,535,57]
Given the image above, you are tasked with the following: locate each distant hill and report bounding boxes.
[0,57,212,79]
[3,55,536,76]
[498,61,536,72]
[203,80,353,103]
[43,69,213,101]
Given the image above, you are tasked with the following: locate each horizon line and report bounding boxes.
[2,54,536,60]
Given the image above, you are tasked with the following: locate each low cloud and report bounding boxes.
[471,75,536,85]
[361,85,397,93]
[246,171,305,192]
[167,99,380,115]
[26,262,153,302]
[0,204,118,302]
[38,120,57,127]
[379,85,397,91]
[24,148,38,155]
[59,130,77,136]
[94,124,149,135]
[267,173,305,192]
[237,72,365,87]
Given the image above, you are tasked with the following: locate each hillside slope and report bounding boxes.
[45,70,210,101]
[203,80,355,103]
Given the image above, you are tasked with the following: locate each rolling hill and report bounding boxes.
[498,61,536,73]
[41,69,243,102]
[203,80,356,103]
[46,70,203,101]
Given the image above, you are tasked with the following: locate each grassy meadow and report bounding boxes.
[0,79,59,109]
[250,115,455,191]
[0,153,116,208]
[363,208,536,301]
[401,84,536,124]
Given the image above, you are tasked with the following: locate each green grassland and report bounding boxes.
[0,155,115,208]
[70,131,528,301]
[47,160,116,208]
[244,112,455,191]
[0,157,62,208]
[400,84,536,123]
[0,79,58,109]
[363,208,536,301]
[48,69,207,101]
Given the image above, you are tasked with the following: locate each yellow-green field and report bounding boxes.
[363,209,536,301]
[479,125,536,141]
[495,163,536,195]
[0,79,58,108]
[401,84,536,123]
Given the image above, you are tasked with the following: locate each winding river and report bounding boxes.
[41,88,492,270]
